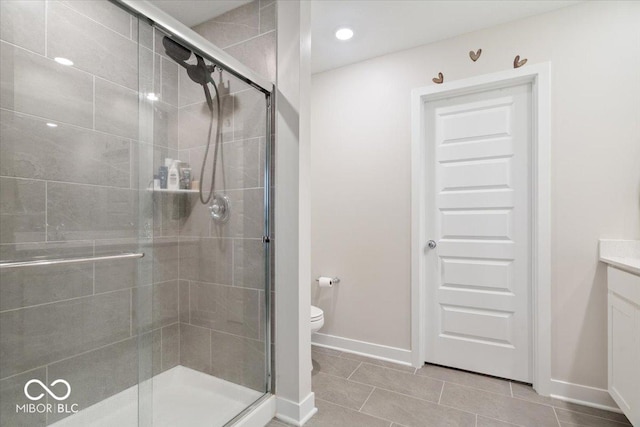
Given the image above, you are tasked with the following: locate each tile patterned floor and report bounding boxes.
[267,346,632,427]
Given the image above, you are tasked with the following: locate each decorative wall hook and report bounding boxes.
[432,72,444,84]
[469,49,482,62]
[513,55,528,68]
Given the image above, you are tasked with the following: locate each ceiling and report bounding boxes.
[149,0,580,74]
[150,0,252,27]
[311,1,580,74]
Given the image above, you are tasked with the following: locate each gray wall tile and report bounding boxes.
[0,110,131,187]
[161,323,180,372]
[179,280,190,323]
[136,20,153,50]
[233,238,265,289]
[0,290,131,378]
[47,182,137,241]
[260,0,275,9]
[225,188,265,239]
[259,4,276,34]
[152,239,180,283]
[210,330,265,392]
[94,77,139,140]
[134,281,179,332]
[59,0,132,38]
[178,96,233,149]
[0,177,46,243]
[48,2,138,90]
[0,41,94,127]
[192,1,259,49]
[161,57,179,107]
[180,323,211,374]
[0,368,47,427]
[46,338,137,423]
[94,239,143,292]
[233,89,267,141]
[0,241,93,311]
[0,0,45,54]
[187,137,260,191]
[224,31,276,82]
[189,282,260,339]
[153,101,179,149]
[179,238,232,284]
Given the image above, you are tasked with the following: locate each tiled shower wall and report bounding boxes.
[0,1,180,425]
[171,0,276,392]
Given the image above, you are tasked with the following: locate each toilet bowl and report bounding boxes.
[311,305,324,334]
[310,305,324,371]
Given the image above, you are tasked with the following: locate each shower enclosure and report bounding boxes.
[0,1,272,426]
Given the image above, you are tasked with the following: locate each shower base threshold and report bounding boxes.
[50,365,264,427]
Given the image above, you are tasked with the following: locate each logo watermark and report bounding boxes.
[16,379,79,415]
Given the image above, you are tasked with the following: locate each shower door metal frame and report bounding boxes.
[112,0,275,417]
[115,0,272,95]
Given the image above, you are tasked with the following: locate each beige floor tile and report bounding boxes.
[339,352,416,373]
[439,383,558,427]
[476,415,521,426]
[312,351,361,378]
[349,363,443,403]
[312,372,374,410]
[311,345,343,357]
[416,364,511,396]
[306,398,391,427]
[511,383,630,425]
[361,388,476,427]
[555,408,631,427]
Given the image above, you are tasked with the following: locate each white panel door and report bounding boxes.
[424,83,532,382]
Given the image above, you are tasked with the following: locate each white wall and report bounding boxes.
[311,0,640,390]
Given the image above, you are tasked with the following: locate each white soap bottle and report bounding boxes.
[167,160,180,191]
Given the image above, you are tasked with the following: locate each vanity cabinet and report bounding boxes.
[607,266,640,426]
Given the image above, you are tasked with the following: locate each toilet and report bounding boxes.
[311,305,324,334]
[310,305,324,371]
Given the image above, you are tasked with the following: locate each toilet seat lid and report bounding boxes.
[311,305,324,320]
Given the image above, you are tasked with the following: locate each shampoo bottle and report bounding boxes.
[167,161,180,191]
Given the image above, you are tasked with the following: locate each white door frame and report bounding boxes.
[410,63,552,395]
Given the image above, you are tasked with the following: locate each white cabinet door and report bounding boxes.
[424,83,532,382]
[607,267,640,426]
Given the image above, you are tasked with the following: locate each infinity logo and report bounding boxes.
[24,379,71,401]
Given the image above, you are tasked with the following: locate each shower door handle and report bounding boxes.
[0,252,145,270]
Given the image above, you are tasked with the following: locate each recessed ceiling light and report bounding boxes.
[146,93,159,101]
[335,28,354,41]
[46,122,58,128]
[54,57,74,66]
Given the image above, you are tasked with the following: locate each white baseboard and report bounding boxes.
[311,332,413,366]
[276,392,317,426]
[550,379,621,413]
[234,395,276,427]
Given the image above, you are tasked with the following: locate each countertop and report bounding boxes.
[599,239,640,276]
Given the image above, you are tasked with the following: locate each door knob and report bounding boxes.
[427,240,437,249]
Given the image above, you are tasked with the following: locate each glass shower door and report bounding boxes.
[141,20,272,426]
[0,1,271,426]
[0,2,154,426]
